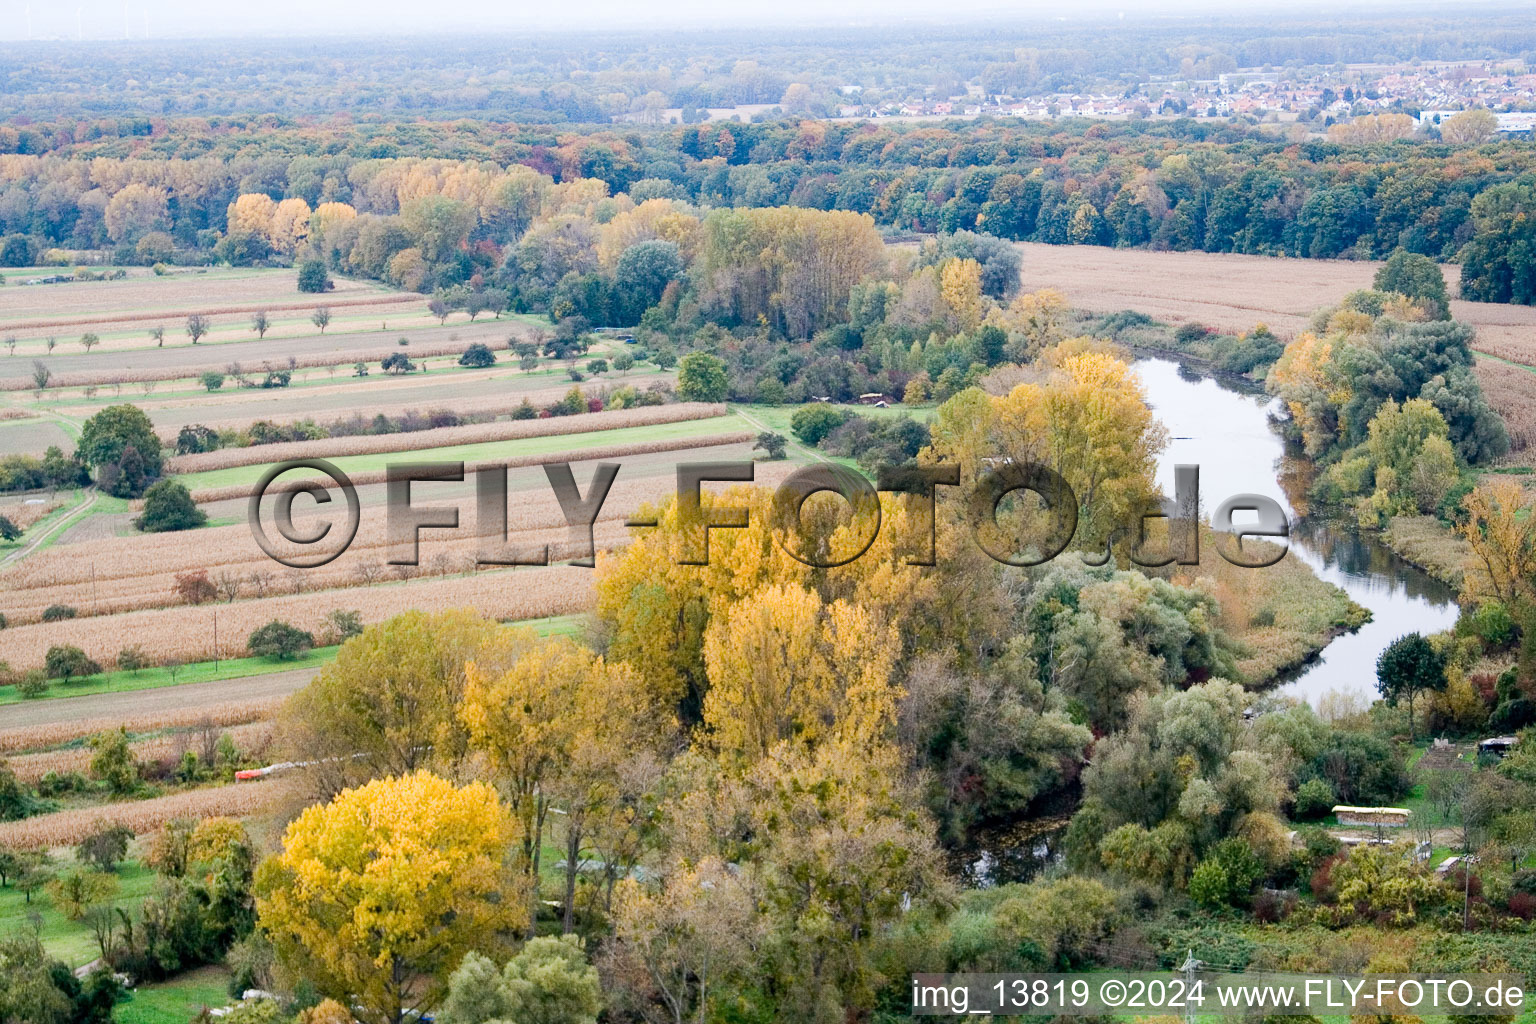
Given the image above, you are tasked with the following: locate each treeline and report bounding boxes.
[4,118,1536,302]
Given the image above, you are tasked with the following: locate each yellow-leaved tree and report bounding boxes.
[255,772,525,1024]
[277,609,531,801]
[701,582,899,761]
[460,634,672,922]
[926,349,1167,558]
[595,484,1003,722]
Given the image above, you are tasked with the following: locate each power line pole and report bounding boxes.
[1178,949,1202,1024]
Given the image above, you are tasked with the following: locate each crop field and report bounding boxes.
[1015,242,1536,451]
[163,402,728,474]
[5,720,275,783]
[0,697,289,755]
[0,776,294,848]
[0,266,424,347]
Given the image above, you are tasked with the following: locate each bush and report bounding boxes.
[586,358,608,375]
[511,399,537,421]
[200,371,225,392]
[790,404,852,446]
[0,515,19,541]
[117,646,150,674]
[135,479,207,533]
[42,604,77,622]
[248,620,314,660]
[15,670,47,698]
[458,343,496,368]
[1468,601,1518,650]
[1293,777,1336,819]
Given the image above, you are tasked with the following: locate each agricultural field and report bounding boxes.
[1015,241,1536,467]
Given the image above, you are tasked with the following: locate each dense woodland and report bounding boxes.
[3,115,1536,307]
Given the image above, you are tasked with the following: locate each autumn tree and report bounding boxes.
[186,314,210,344]
[278,609,522,800]
[461,636,670,920]
[255,772,525,1024]
[1460,479,1536,608]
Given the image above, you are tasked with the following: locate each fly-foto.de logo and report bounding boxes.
[246,458,1291,570]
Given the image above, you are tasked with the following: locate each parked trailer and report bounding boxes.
[1332,805,1410,827]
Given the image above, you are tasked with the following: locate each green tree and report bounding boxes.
[752,432,787,460]
[76,824,134,872]
[675,352,728,403]
[200,371,225,392]
[46,869,118,921]
[135,479,207,533]
[440,937,602,1024]
[1376,632,1447,740]
[248,621,314,660]
[1374,249,1450,319]
[78,404,163,487]
[458,343,496,368]
[88,728,139,795]
[45,645,101,684]
[0,515,19,541]
[298,259,331,293]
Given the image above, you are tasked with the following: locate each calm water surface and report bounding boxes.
[1135,358,1460,706]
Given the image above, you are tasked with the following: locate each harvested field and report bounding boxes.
[0,496,62,531]
[126,370,674,439]
[1014,243,1536,457]
[4,440,781,624]
[0,337,489,391]
[0,564,598,669]
[0,776,293,848]
[0,268,388,327]
[6,721,275,783]
[1471,358,1536,465]
[0,692,298,754]
[182,427,756,501]
[0,416,74,456]
[165,403,727,473]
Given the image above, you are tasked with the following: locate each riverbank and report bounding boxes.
[1382,515,1473,594]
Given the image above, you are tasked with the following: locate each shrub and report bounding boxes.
[511,399,537,421]
[248,620,314,660]
[15,670,47,698]
[319,608,364,646]
[458,343,496,368]
[41,604,77,622]
[117,646,150,674]
[587,358,608,375]
[1293,777,1336,820]
[1468,601,1518,650]
[0,515,19,541]
[135,479,208,533]
[790,404,852,446]
[200,371,225,392]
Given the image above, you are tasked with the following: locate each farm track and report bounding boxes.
[0,488,96,569]
[0,667,318,732]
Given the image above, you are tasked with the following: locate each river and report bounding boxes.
[1134,357,1461,707]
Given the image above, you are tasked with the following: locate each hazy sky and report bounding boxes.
[0,0,1450,41]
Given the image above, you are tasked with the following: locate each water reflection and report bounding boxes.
[1133,358,1460,707]
[952,819,1068,887]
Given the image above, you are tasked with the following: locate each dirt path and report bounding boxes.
[0,488,96,568]
[0,666,320,730]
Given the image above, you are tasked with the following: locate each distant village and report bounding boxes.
[828,59,1536,132]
